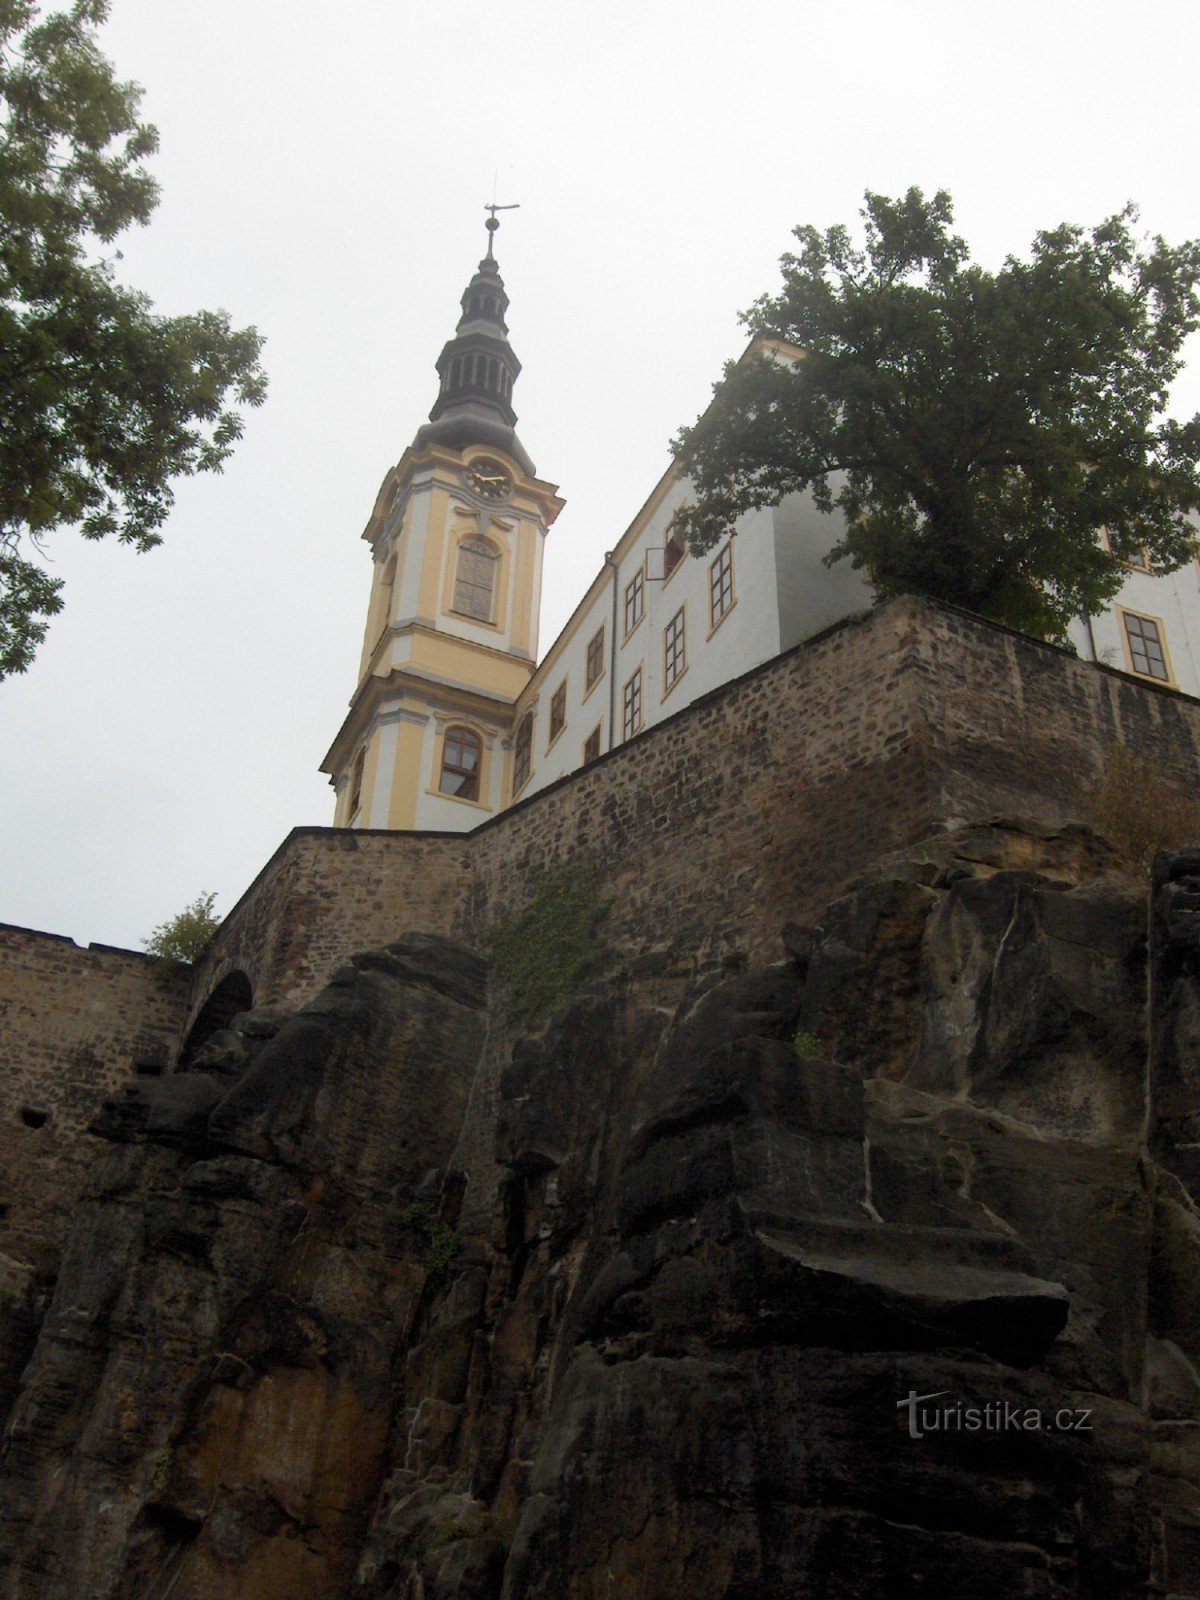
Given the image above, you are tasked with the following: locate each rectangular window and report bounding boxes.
[513,715,533,795]
[709,542,734,628]
[586,625,605,690]
[663,524,686,581]
[549,680,567,743]
[664,607,686,691]
[1123,611,1170,681]
[583,725,602,764]
[624,569,645,636]
[622,668,643,740]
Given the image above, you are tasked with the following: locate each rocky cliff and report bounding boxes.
[3,817,1200,1598]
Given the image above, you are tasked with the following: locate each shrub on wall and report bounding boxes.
[486,865,611,1027]
[143,892,221,964]
[1081,745,1200,870]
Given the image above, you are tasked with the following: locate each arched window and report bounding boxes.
[453,539,497,621]
[378,554,396,633]
[349,746,366,819]
[440,726,482,801]
[513,713,533,795]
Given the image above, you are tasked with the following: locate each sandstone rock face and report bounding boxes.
[4,828,1200,1598]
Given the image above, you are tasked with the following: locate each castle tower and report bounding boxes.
[322,217,564,829]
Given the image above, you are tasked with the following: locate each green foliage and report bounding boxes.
[1079,744,1200,871]
[402,1201,460,1286]
[429,1511,504,1551]
[673,188,1200,643]
[0,0,267,676]
[485,865,611,1027]
[792,1030,821,1060]
[143,891,221,964]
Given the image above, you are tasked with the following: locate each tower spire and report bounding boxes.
[414,205,534,475]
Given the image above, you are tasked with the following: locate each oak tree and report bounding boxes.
[0,0,267,677]
[672,189,1200,641]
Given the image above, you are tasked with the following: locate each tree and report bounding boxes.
[0,0,267,677]
[143,891,220,964]
[672,189,1200,641]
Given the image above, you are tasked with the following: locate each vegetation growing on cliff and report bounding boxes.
[143,891,221,964]
[486,864,611,1026]
[1081,744,1200,869]
[673,189,1200,643]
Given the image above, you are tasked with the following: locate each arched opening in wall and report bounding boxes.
[179,971,253,1066]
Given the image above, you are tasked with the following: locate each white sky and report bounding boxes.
[3,0,1200,951]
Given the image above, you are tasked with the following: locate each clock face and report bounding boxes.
[466,460,511,501]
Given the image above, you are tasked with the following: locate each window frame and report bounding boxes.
[1118,606,1175,685]
[548,679,568,748]
[438,725,483,802]
[662,524,687,585]
[512,713,534,796]
[624,568,645,639]
[585,625,606,695]
[348,745,367,821]
[663,606,687,697]
[582,724,602,765]
[451,536,499,623]
[622,666,643,740]
[708,541,735,634]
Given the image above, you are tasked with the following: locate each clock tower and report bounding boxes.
[322,218,563,829]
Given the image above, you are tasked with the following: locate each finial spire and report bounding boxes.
[484,200,519,260]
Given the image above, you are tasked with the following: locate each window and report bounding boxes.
[439,726,482,800]
[513,714,533,795]
[349,746,366,819]
[549,680,567,744]
[664,607,686,691]
[1122,611,1170,682]
[1126,548,1152,573]
[583,725,602,764]
[709,542,734,628]
[586,626,605,690]
[663,524,687,581]
[622,667,643,739]
[378,554,396,635]
[624,569,645,635]
[453,539,497,621]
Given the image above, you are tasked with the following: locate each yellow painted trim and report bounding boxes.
[1116,604,1178,688]
[425,719,494,813]
[417,484,449,620]
[441,517,512,635]
[383,718,426,829]
[350,734,382,828]
[510,518,536,657]
[707,597,737,641]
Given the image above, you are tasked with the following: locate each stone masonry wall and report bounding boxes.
[182,828,471,1042]
[0,927,190,1277]
[910,604,1200,821]
[10,596,1200,1279]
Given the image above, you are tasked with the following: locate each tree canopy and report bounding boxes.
[143,890,220,964]
[0,0,267,677]
[672,189,1200,641]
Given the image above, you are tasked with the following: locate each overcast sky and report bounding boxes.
[3,0,1200,952]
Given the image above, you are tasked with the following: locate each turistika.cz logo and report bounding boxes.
[897,1389,1094,1440]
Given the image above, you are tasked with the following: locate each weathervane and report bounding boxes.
[484,200,519,258]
